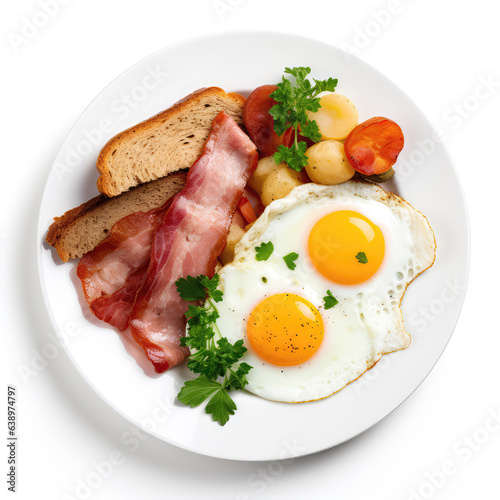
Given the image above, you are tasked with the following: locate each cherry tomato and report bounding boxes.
[243,85,285,156]
[344,117,404,175]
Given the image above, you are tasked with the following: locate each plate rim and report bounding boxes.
[37,30,471,461]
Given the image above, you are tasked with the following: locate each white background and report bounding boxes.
[2,0,499,499]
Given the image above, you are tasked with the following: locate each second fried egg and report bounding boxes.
[216,181,436,403]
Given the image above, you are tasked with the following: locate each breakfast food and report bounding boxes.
[46,65,435,426]
[215,181,436,402]
[96,87,246,197]
[129,111,257,373]
[260,166,308,207]
[306,93,359,140]
[242,84,284,156]
[46,173,186,262]
[77,197,175,331]
[304,140,355,185]
[344,117,404,176]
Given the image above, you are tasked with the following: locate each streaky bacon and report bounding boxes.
[76,201,172,331]
[89,266,148,331]
[129,111,258,373]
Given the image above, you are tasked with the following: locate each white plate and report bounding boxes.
[37,32,470,461]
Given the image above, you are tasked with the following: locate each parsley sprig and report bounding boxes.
[255,241,274,261]
[283,252,299,270]
[355,252,368,264]
[270,66,338,171]
[323,290,339,310]
[175,274,252,426]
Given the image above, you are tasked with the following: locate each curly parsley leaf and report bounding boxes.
[274,142,308,172]
[174,274,253,426]
[283,252,299,270]
[313,77,339,94]
[270,66,338,172]
[175,275,207,301]
[227,362,253,391]
[323,290,339,310]
[215,338,247,372]
[198,274,223,302]
[355,252,368,264]
[255,241,274,261]
[300,119,322,143]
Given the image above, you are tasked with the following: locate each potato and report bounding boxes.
[248,157,285,194]
[220,223,246,265]
[260,166,307,206]
[305,140,355,185]
[306,93,358,140]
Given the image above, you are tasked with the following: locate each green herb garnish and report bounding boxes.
[355,252,368,264]
[175,274,252,426]
[255,241,274,261]
[323,290,339,310]
[270,66,338,172]
[283,252,299,270]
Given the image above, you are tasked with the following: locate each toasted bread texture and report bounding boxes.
[96,87,246,197]
[46,172,186,262]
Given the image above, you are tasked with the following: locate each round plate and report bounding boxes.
[38,32,470,461]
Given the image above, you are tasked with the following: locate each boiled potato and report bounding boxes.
[307,93,358,140]
[260,166,307,207]
[220,223,246,265]
[248,157,285,194]
[305,140,355,185]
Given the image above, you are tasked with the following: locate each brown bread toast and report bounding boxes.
[96,87,246,197]
[46,172,186,262]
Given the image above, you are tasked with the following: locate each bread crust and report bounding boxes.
[46,193,108,261]
[46,172,187,262]
[96,87,246,197]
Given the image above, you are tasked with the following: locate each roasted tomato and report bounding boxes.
[237,195,257,224]
[344,117,404,175]
[243,85,286,156]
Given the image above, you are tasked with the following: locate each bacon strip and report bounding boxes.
[129,111,258,373]
[89,266,148,331]
[76,201,171,331]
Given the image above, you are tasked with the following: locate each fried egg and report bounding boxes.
[216,181,436,403]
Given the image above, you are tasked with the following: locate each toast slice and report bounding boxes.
[96,87,246,197]
[46,172,186,262]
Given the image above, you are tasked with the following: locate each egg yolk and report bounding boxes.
[247,293,324,366]
[308,210,385,285]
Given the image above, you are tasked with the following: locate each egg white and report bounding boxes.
[216,181,436,403]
